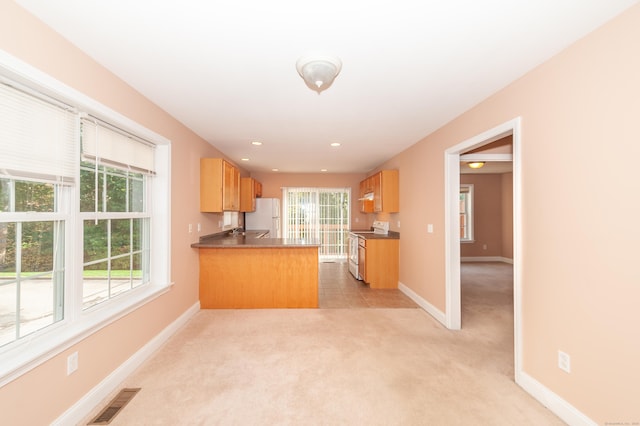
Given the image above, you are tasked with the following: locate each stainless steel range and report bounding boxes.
[348,221,389,280]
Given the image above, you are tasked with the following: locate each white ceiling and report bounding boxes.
[15,0,638,173]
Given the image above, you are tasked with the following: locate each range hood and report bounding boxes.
[358,192,374,201]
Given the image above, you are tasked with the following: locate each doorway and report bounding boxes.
[444,117,522,375]
[281,187,351,260]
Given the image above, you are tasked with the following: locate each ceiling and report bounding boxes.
[15,0,638,174]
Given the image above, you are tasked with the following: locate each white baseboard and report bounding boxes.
[461,256,513,264]
[52,302,200,426]
[398,281,446,326]
[516,371,596,426]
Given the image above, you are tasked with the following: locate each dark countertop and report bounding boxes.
[191,230,320,249]
[350,230,400,240]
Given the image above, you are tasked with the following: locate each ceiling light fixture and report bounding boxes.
[251,141,262,146]
[330,142,341,147]
[467,162,485,169]
[296,54,342,94]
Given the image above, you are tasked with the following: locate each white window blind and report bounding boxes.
[282,187,350,259]
[81,118,155,174]
[0,81,77,183]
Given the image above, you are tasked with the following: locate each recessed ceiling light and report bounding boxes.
[321,169,328,172]
[272,168,279,172]
[251,141,262,146]
[330,142,341,147]
[241,158,249,161]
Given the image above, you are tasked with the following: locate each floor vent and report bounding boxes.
[88,388,141,425]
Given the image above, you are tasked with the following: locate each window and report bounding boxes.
[282,187,350,260]
[80,164,150,310]
[79,119,154,310]
[223,211,239,229]
[460,184,474,242]
[0,53,171,385]
[0,179,66,347]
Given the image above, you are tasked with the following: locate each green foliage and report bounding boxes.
[1,170,145,274]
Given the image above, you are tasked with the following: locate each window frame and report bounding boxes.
[460,184,475,243]
[0,50,172,386]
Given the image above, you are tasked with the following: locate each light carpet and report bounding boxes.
[88,306,563,425]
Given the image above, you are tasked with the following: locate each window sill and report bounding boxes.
[0,282,171,387]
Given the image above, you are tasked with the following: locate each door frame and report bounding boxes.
[444,117,522,375]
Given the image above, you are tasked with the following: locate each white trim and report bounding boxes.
[51,302,200,426]
[0,284,171,387]
[516,372,597,426]
[461,256,514,264]
[444,117,521,332]
[459,153,513,162]
[0,49,169,146]
[446,119,553,418]
[398,282,446,325]
[444,152,462,329]
[444,116,522,364]
[0,49,173,385]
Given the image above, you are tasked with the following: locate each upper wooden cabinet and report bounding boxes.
[240,177,263,212]
[200,158,240,212]
[359,170,399,213]
[359,179,372,213]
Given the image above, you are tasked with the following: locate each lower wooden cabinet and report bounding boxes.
[199,246,319,308]
[360,238,399,289]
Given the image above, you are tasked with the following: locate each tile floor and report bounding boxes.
[318,261,418,308]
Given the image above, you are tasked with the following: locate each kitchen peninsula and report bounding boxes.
[191,231,319,308]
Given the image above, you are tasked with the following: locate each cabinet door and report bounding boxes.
[240,177,254,212]
[222,161,240,211]
[200,158,224,212]
[358,245,366,282]
[363,239,399,288]
[231,166,240,210]
[372,172,382,212]
[373,170,399,213]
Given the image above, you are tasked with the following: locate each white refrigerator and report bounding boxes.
[245,198,281,238]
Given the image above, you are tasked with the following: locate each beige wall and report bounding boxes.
[459,174,505,258]
[378,4,640,423]
[0,2,243,424]
[2,1,639,424]
[251,172,372,230]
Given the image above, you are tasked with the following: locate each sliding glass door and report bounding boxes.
[282,187,350,260]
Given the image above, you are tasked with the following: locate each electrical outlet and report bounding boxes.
[67,351,78,375]
[427,224,433,233]
[197,223,201,232]
[558,350,571,373]
[188,224,193,234]
[397,221,400,228]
